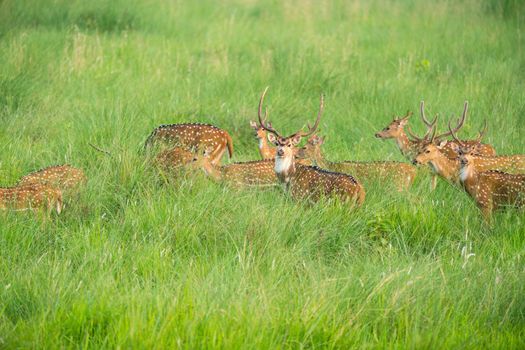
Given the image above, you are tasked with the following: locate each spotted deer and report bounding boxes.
[249,120,276,159]
[407,101,495,158]
[17,165,86,195]
[298,135,416,191]
[449,125,525,219]
[144,123,234,165]
[0,183,62,215]
[413,123,525,185]
[257,87,365,205]
[375,101,495,159]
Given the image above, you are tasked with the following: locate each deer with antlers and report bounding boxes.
[376,101,495,158]
[17,165,86,196]
[249,120,276,159]
[256,87,365,205]
[0,183,63,215]
[448,123,525,219]
[144,123,234,166]
[297,135,416,191]
[413,116,525,185]
[405,101,495,158]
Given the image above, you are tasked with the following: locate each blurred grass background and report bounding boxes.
[0,0,524,348]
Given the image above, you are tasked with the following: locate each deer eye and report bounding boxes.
[425,150,430,154]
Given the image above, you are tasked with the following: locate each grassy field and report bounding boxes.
[0,0,524,348]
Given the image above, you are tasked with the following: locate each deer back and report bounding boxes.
[17,165,86,192]
[290,164,365,204]
[145,123,232,155]
[221,159,278,186]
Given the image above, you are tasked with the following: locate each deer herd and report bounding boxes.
[2,88,524,222]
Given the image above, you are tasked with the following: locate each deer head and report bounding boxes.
[375,110,413,139]
[257,87,323,182]
[296,134,325,161]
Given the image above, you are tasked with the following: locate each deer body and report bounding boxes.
[299,135,416,191]
[197,157,278,187]
[144,123,233,165]
[17,165,86,194]
[459,166,525,218]
[0,184,62,214]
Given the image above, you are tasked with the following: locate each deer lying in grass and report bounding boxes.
[257,87,365,205]
[144,123,234,165]
[17,165,86,195]
[449,124,525,219]
[249,120,276,159]
[297,135,416,191]
[193,152,278,187]
[0,183,62,215]
[153,147,197,172]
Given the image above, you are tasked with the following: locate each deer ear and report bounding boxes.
[437,140,448,149]
[318,136,325,145]
[399,118,409,127]
[249,120,257,129]
[447,142,460,152]
[291,134,302,146]
[267,133,278,145]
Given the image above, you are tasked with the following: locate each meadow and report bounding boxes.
[0,0,524,348]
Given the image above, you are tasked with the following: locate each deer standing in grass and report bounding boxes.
[257,87,365,205]
[298,134,416,191]
[17,165,86,195]
[0,183,62,215]
[144,123,234,165]
[413,121,525,185]
[375,101,495,159]
[249,120,276,159]
[448,124,525,219]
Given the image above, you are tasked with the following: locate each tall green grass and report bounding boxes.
[0,0,524,348]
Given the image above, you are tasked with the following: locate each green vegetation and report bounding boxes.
[0,0,524,348]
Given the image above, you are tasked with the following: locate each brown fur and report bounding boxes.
[0,183,63,215]
[299,135,416,191]
[17,165,86,194]
[145,123,233,165]
[249,120,276,159]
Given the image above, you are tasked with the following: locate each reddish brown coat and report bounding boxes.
[145,123,233,165]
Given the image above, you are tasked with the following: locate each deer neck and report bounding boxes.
[395,131,415,157]
[312,149,330,169]
[458,163,479,197]
[274,155,296,184]
[258,136,271,158]
[428,153,459,181]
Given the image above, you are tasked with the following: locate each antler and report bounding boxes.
[419,101,438,128]
[405,103,438,142]
[258,86,281,137]
[448,119,465,147]
[295,94,324,138]
[475,119,488,143]
[435,101,468,139]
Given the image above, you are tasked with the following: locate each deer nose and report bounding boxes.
[277,149,284,157]
[374,133,381,138]
[412,159,419,165]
